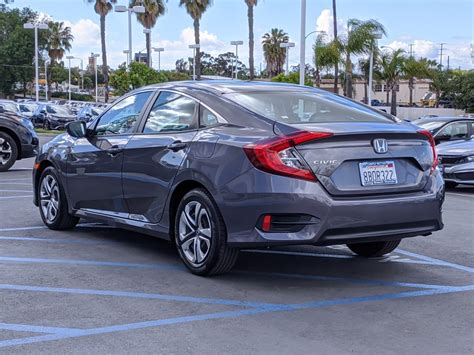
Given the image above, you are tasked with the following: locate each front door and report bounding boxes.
[122,91,199,223]
[66,91,153,215]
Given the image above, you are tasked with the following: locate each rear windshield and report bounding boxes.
[225,91,395,124]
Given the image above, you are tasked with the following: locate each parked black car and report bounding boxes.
[415,117,473,144]
[77,106,103,122]
[31,104,76,130]
[0,106,38,171]
[33,81,444,275]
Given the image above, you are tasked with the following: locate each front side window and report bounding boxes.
[437,122,469,140]
[95,91,152,135]
[225,91,395,124]
[143,91,197,133]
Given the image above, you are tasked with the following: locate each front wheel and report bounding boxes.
[347,240,401,258]
[38,167,79,230]
[0,132,17,172]
[174,188,239,276]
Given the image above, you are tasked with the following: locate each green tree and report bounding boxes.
[132,0,165,68]
[86,0,117,102]
[271,72,313,86]
[314,36,341,87]
[110,62,166,96]
[245,0,257,79]
[403,57,431,106]
[262,28,288,77]
[341,19,386,98]
[376,49,405,115]
[179,0,213,80]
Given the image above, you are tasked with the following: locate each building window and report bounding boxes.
[383,85,389,92]
[374,84,382,92]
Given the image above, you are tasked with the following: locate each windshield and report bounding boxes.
[415,120,448,132]
[47,105,73,115]
[0,102,19,113]
[20,104,36,112]
[225,91,395,124]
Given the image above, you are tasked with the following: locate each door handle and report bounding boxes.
[167,141,187,152]
[106,145,123,156]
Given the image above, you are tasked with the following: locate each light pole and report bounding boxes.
[23,22,48,102]
[115,4,145,65]
[189,44,200,80]
[123,50,130,66]
[230,41,243,79]
[299,0,306,86]
[91,53,100,102]
[66,55,74,101]
[152,47,164,71]
[368,31,383,107]
[280,42,295,76]
[44,59,49,101]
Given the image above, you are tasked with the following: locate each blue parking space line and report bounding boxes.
[0,256,183,271]
[0,284,279,309]
[0,237,99,245]
[1,285,473,349]
[236,271,455,290]
[397,249,474,273]
[0,323,81,335]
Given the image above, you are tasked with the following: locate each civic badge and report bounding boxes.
[372,138,388,154]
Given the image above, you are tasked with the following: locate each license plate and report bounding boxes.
[359,161,398,186]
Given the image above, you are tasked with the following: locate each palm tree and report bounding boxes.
[403,57,430,106]
[47,21,73,101]
[245,0,257,80]
[314,36,340,87]
[332,0,339,93]
[376,49,405,115]
[342,19,386,99]
[86,0,116,102]
[179,0,213,80]
[132,0,165,68]
[262,28,288,77]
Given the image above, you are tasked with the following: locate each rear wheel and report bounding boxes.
[0,132,17,172]
[38,167,79,230]
[174,188,239,276]
[347,240,401,258]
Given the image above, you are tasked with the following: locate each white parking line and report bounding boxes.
[0,195,33,200]
[0,183,32,186]
[0,189,32,193]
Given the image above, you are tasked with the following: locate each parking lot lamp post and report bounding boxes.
[368,31,383,107]
[123,50,130,66]
[280,42,295,76]
[299,0,306,85]
[66,56,74,102]
[189,44,200,80]
[230,41,243,79]
[115,5,145,65]
[152,47,164,71]
[91,53,100,102]
[23,22,48,102]
[44,59,49,101]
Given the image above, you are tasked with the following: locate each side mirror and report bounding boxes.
[66,121,87,138]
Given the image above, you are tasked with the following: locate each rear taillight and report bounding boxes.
[243,131,333,181]
[417,129,438,174]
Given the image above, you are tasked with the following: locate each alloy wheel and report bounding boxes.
[40,175,60,223]
[0,138,12,166]
[178,201,213,266]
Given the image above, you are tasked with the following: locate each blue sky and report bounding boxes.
[8,0,474,71]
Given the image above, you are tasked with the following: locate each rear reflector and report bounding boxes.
[417,129,438,174]
[244,131,333,182]
[262,215,272,232]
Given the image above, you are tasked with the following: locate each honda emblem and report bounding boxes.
[372,138,388,154]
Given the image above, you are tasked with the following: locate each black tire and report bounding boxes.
[347,240,401,258]
[445,181,458,188]
[0,132,18,172]
[38,167,79,230]
[174,188,239,276]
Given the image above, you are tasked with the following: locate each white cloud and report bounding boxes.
[315,9,345,41]
[63,19,101,48]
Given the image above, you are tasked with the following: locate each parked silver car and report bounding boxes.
[438,139,474,187]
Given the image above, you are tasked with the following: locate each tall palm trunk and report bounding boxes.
[344,53,353,97]
[385,82,390,106]
[332,0,338,93]
[145,31,151,68]
[408,77,414,106]
[100,14,109,103]
[391,86,397,116]
[247,4,255,80]
[363,79,368,104]
[193,18,201,79]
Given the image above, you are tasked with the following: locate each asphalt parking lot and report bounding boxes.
[0,135,473,353]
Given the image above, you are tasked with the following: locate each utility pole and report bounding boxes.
[408,44,414,58]
[439,43,446,70]
[447,56,450,71]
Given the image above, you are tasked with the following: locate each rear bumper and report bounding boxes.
[219,168,445,247]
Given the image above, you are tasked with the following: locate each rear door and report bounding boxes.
[122,90,199,224]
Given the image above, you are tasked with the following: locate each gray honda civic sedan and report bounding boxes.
[33,81,444,275]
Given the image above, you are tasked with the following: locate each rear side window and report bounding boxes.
[225,92,395,124]
[143,91,197,133]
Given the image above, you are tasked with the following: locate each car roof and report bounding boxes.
[418,116,474,123]
[139,80,325,95]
